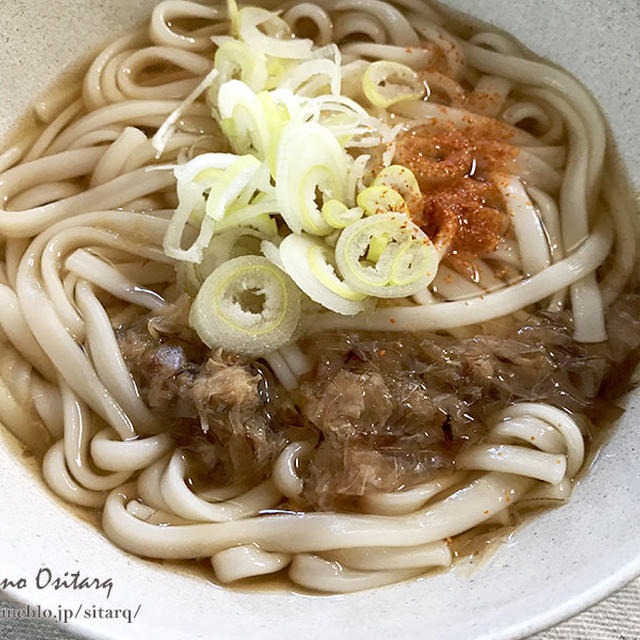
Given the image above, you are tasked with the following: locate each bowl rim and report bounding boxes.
[0,1,639,639]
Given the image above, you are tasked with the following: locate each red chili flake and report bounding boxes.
[389,318,396,324]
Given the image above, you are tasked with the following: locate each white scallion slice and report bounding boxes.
[356,185,408,216]
[276,122,349,235]
[362,61,425,108]
[164,153,240,262]
[238,7,314,59]
[346,153,371,206]
[215,197,280,233]
[372,165,423,215]
[279,233,367,315]
[227,0,240,37]
[174,153,239,195]
[321,199,363,228]
[205,155,262,220]
[177,228,268,296]
[214,40,269,92]
[163,182,209,262]
[280,57,341,97]
[256,91,292,174]
[260,239,286,271]
[244,213,279,237]
[190,256,301,356]
[335,212,438,298]
[218,80,271,160]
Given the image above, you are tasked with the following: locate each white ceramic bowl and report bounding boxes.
[0,1,638,639]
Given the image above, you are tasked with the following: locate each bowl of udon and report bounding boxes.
[0,0,638,638]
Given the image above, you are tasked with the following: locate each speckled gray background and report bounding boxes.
[0,0,639,639]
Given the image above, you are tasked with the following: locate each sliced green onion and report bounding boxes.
[347,154,371,205]
[335,212,438,298]
[215,199,279,232]
[323,228,342,248]
[276,122,349,235]
[164,153,239,262]
[390,239,433,286]
[279,233,367,315]
[218,80,271,160]
[194,167,225,186]
[256,91,291,174]
[280,56,341,97]
[260,239,285,271]
[319,112,359,147]
[238,7,314,59]
[265,58,289,90]
[366,233,390,262]
[174,152,239,192]
[235,161,274,205]
[163,182,210,262]
[214,40,269,92]
[242,213,279,237]
[356,185,408,216]
[372,165,423,215]
[310,94,395,149]
[321,199,363,228]
[205,155,262,220]
[362,61,425,108]
[190,256,301,356]
[177,228,268,296]
[227,0,240,37]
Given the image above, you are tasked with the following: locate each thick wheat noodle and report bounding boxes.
[24,99,85,162]
[116,47,211,100]
[83,28,150,110]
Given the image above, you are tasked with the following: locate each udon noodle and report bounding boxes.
[0,0,638,593]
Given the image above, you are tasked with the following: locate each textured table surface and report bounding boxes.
[1,579,640,639]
